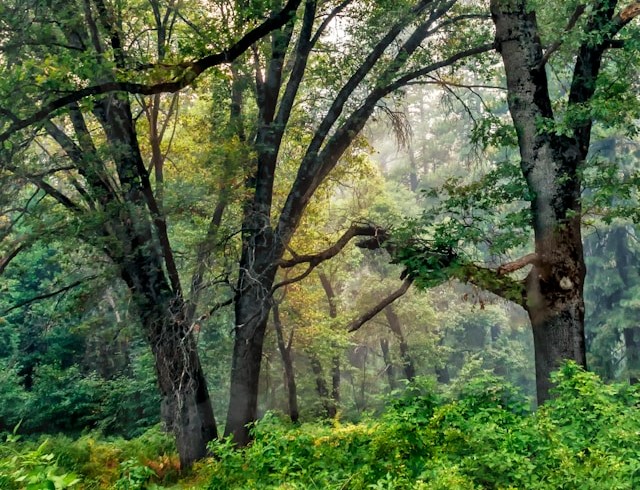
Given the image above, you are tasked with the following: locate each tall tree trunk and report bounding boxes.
[309,355,337,418]
[272,302,299,422]
[612,225,640,384]
[380,338,397,390]
[490,323,508,377]
[151,319,216,468]
[95,91,218,466]
[384,306,416,381]
[222,0,480,443]
[406,133,419,192]
[434,330,450,383]
[318,272,341,409]
[122,252,217,468]
[331,355,341,407]
[623,328,640,385]
[224,259,276,446]
[491,0,591,403]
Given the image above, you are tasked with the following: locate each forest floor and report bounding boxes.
[2,363,639,489]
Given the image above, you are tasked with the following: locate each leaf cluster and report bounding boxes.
[205,362,640,489]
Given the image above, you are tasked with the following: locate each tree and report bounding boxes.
[0,0,494,456]
[394,0,640,403]
[0,0,303,468]
[222,0,493,444]
[489,0,640,402]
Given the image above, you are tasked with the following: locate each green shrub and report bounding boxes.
[0,432,81,489]
[0,426,177,489]
[206,363,640,489]
[4,364,639,489]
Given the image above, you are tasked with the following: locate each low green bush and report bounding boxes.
[3,364,639,489]
[0,426,177,489]
[207,362,640,489]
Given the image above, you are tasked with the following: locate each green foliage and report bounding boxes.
[206,364,640,489]
[3,367,638,489]
[0,426,177,489]
[0,432,81,490]
[390,159,534,291]
[0,355,160,437]
[114,459,157,490]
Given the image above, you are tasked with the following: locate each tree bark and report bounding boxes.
[309,355,337,418]
[319,272,341,409]
[491,0,591,403]
[272,302,299,422]
[44,84,219,467]
[148,311,217,468]
[224,249,277,445]
[380,338,397,390]
[384,305,416,381]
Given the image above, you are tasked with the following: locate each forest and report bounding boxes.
[1,0,640,488]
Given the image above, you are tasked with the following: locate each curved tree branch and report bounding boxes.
[617,2,640,27]
[0,0,302,143]
[496,252,538,275]
[347,279,412,333]
[279,222,386,268]
[452,261,528,307]
[0,240,30,275]
[1,276,96,315]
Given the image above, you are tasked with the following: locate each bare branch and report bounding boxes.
[0,240,30,275]
[194,297,234,324]
[272,264,316,290]
[538,4,586,68]
[496,252,538,275]
[279,222,385,268]
[309,0,354,47]
[347,279,412,333]
[407,75,506,91]
[389,43,496,92]
[2,276,95,315]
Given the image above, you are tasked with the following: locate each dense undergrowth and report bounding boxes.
[2,363,639,489]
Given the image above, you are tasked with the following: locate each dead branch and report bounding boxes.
[496,252,538,275]
[1,276,95,315]
[347,279,412,333]
[280,222,388,268]
[193,297,234,324]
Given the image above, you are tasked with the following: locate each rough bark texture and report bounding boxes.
[96,94,218,467]
[148,312,217,468]
[225,245,278,445]
[490,0,621,402]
